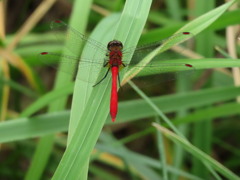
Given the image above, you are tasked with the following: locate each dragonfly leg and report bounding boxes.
[103,61,109,67]
[93,68,110,87]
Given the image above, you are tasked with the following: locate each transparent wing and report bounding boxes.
[120,61,195,86]
[38,52,109,84]
[39,20,111,84]
[50,20,107,55]
[119,32,194,84]
[122,32,193,64]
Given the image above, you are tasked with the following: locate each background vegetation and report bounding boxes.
[0,0,240,179]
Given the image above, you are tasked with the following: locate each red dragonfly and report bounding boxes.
[40,20,194,122]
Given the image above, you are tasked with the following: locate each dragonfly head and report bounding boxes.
[107,40,123,51]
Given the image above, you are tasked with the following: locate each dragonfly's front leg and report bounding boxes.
[92,62,110,87]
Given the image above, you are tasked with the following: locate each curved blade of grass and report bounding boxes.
[65,13,121,179]
[153,124,240,180]
[209,9,240,30]
[135,58,240,77]
[128,80,185,137]
[178,0,236,35]
[66,15,117,141]
[137,8,240,46]
[25,0,94,180]
[52,1,152,179]
[123,0,236,84]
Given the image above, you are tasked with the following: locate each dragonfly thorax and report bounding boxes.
[109,50,123,66]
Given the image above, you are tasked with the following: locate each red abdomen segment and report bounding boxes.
[110,66,119,122]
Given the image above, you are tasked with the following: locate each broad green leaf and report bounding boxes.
[0,111,69,143]
[25,0,94,180]
[52,1,152,179]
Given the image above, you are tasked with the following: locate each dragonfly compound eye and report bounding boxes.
[107,40,123,50]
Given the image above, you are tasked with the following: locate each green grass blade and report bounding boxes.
[123,0,236,83]
[24,0,94,179]
[24,136,55,180]
[0,111,69,143]
[176,0,236,35]
[153,124,240,180]
[52,1,152,179]
[156,117,169,180]
[0,100,238,144]
[135,58,240,77]
[209,9,240,30]
[1,86,239,144]
[128,80,188,138]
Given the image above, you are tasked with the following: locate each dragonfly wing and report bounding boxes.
[120,32,195,84]
[122,32,194,65]
[135,62,194,76]
[39,20,111,84]
[122,61,195,86]
[38,52,109,84]
[50,20,107,55]
[118,61,195,98]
